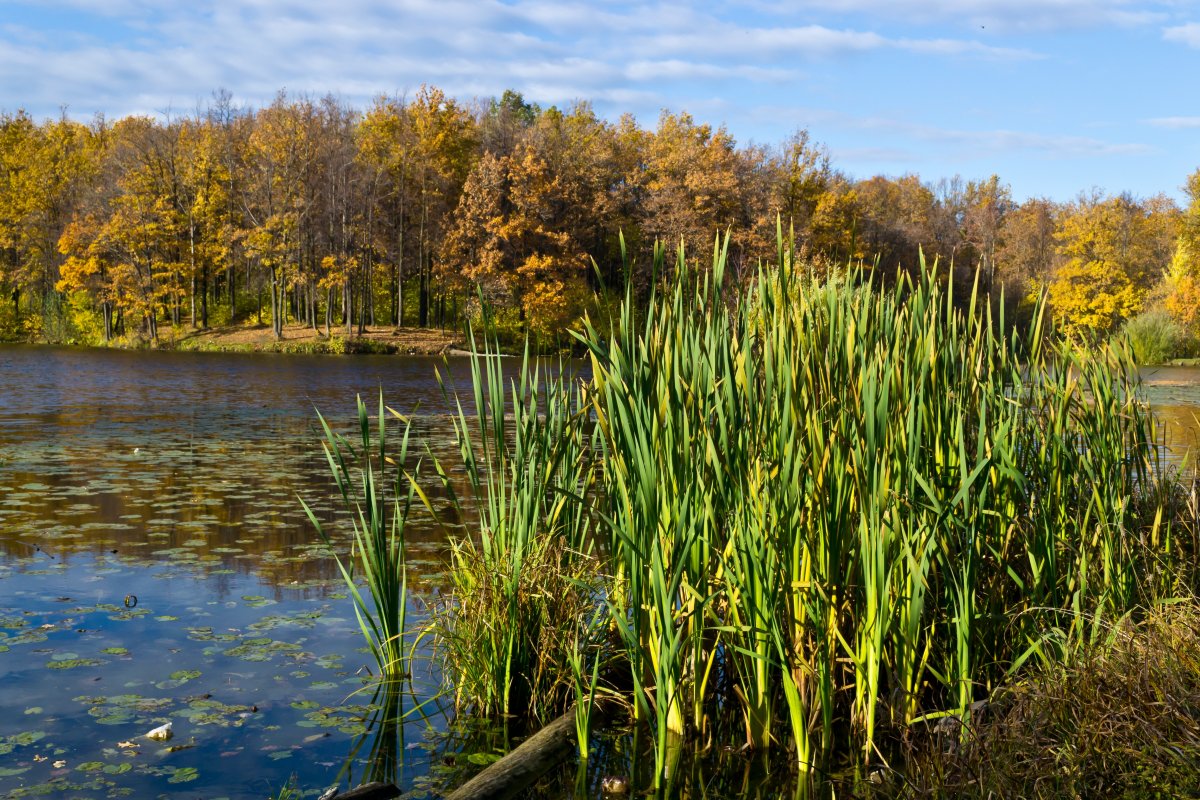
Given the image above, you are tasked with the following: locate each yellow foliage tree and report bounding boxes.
[1049,193,1176,338]
[440,146,589,337]
[1164,170,1200,334]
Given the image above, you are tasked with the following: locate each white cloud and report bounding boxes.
[1163,22,1200,47]
[1147,115,1200,128]
[753,104,1153,159]
[625,60,796,82]
[0,0,1041,123]
[870,117,1153,158]
[737,0,1171,33]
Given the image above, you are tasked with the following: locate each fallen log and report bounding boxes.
[327,782,402,800]
[444,702,614,800]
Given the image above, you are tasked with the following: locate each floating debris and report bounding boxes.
[144,722,173,741]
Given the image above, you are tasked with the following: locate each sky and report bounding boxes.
[2,0,1200,202]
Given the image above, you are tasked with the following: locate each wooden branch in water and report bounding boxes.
[444,702,615,800]
[330,782,402,800]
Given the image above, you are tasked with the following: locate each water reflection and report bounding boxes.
[1140,364,1200,470]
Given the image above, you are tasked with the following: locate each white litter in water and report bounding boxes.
[144,722,173,741]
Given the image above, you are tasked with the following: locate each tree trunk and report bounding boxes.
[325,287,332,337]
[444,703,613,800]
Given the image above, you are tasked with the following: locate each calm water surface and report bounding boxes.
[2,347,1199,800]
[0,345,496,800]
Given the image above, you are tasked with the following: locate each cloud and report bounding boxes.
[1163,22,1200,47]
[737,0,1170,33]
[832,145,919,163]
[869,117,1154,158]
[1146,115,1200,128]
[753,104,1153,160]
[633,23,1034,61]
[624,60,797,82]
[0,0,1040,125]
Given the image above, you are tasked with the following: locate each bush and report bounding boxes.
[1121,309,1192,364]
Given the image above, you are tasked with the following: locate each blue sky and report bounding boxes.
[2,0,1199,202]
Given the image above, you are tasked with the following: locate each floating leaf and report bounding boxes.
[166,766,199,783]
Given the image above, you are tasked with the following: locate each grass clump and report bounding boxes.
[425,334,606,723]
[898,601,1200,799]
[1121,309,1193,364]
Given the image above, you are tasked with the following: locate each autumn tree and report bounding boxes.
[1049,192,1178,338]
[525,102,629,279]
[639,111,750,273]
[357,96,414,326]
[240,93,323,338]
[440,146,589,336]
[991,197,1059,324]
[759,129,835,262]
[851,174,936,272]
[176,116,240,329]
[408,86,477,327]
[0,111,94,335]
[1164,169,1200,333]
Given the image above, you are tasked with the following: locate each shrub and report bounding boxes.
[1122,309,1192,364]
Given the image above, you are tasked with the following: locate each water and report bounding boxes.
[1139,365,1200,465]
[2,346,1199,799]
[0,345,490,799]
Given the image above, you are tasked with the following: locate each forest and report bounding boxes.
[1,85,1198,356]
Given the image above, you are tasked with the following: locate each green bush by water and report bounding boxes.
[1121,308,1193,364]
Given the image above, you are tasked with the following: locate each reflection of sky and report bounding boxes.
[0,545,445,799]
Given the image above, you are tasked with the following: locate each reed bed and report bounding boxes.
[574,236,1192,787]
[312,234,1196,793]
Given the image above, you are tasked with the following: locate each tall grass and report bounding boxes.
[575,234,1192,785]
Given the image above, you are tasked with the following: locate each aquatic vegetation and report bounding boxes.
[424,332,606,722]
[307,233,1196,793]
[572,235,1195,787]
[304,392,418,679]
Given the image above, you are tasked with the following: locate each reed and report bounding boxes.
[309,230,1194,790]
[302,392,416,679]
[575,232,1192,784]
[423,329,606,722]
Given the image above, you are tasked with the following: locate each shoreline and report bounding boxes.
[3,322,466,357]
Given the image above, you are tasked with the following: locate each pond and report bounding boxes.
[2,346,1199,799]
[0,345,493,799]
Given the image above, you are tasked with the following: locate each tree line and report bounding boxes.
[2,86,1199,351]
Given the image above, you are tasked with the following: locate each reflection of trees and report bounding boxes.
[0,417,468,594]
[334,669,453,793]
[1148,403,1200,470]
